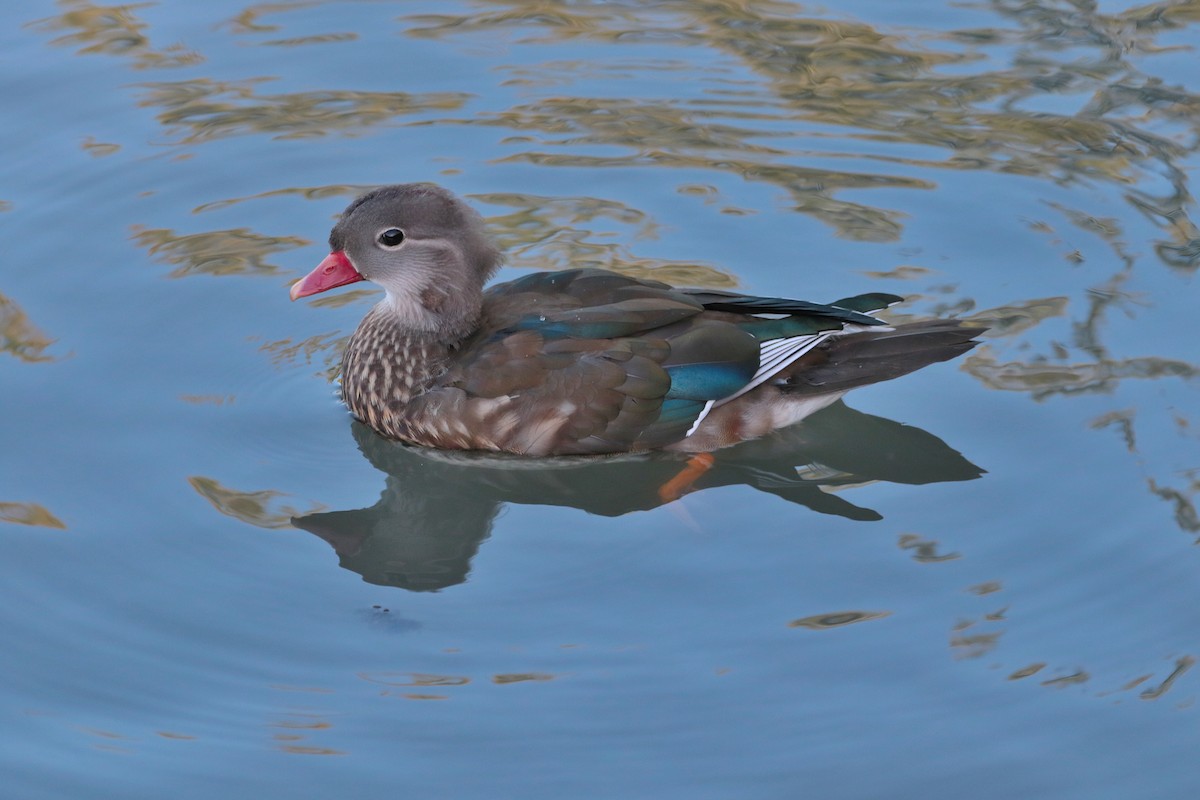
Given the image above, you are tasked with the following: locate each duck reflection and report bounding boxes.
[291,401,982,592]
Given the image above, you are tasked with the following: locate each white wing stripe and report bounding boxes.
[684,399,718,437]
[760,340,795,355]
[683,321,892,437]
[718,328,852,407]
[759,344,808,367]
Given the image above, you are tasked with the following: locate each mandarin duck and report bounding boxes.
[290,183,984,456]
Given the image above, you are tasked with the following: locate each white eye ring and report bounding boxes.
[376,227,405,249]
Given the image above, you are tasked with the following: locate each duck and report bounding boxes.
[289,183,984,457]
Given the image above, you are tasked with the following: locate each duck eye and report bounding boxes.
[377,228,405,247]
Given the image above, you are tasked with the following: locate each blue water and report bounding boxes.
[4,1,1199,798]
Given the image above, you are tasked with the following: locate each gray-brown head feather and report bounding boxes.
[331,183,501,340]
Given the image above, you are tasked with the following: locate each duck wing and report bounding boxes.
[420,270,904,455]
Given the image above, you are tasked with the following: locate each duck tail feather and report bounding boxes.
[780,320,986,396]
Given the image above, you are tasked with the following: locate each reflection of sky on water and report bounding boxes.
[4,1,1200,797]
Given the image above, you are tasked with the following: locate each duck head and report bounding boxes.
[290,183,501,338]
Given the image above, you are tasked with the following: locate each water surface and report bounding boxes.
[4,1,1200,798]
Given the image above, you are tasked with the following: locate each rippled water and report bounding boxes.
[5,1,1200,797]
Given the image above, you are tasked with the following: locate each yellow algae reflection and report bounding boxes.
[0,293,59,363]
[1140,656,1196,701]
[965,297,1067,340]
[187,477,319,529]
[0,502,67,530]
[962,353,1199,399]
[80,137,120,157]
[270,713,343,756]
[494,148,926,244]
[357,672,470,687]
[950,622,1002,660]
[492,673,556,684]
[1008,663,1047,681]
[27,0,203,69]
[1040,671,1090,689]
[477,192,737,287]
[178,394,236,406]
[132,225,308,279]
[396,1,1200,256]
[258,332,348,379]
[897,533,959,563]
[788,610,891,630]
[136,78,471,143]
[1147,475,1200,539]
[193,184,375,214]
[222,0,361,37]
